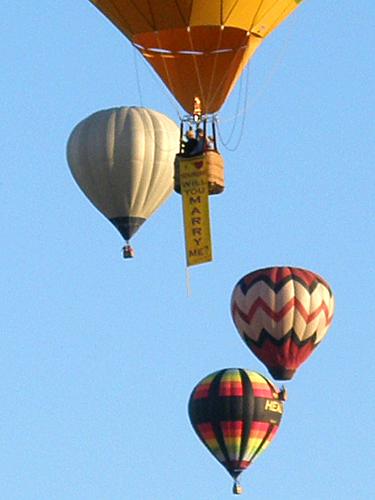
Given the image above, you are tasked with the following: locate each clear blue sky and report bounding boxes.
[2,2,375,499]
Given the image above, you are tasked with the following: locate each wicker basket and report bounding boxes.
[174,151,225,195]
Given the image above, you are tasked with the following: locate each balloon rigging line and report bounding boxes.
[130,6,296,145]
[154,31,181,117]
[218,61,248,147]
[204,40,249,117]
[134,45,183,120]
[172,0,189,25]
[125,53,180,153]
[185,267,192,297]
[133,49,144,107]
[203,27,225,113]
[217,62,250,152]
[206,39,257,116]
[245,33,295,119]
[125,0,152,31]
[218,16,297,126]
[187,28,206,114]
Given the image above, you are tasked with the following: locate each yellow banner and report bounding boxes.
[180,156,213,266]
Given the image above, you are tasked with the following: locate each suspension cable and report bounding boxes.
[217,61,250,152]
[216,17,297,151]
[133,49,144,107]
[219,15,297,127]
[132,45,183,121]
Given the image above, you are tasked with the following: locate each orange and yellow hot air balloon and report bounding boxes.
[89,1,304,114]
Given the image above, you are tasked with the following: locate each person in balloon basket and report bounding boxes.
[195,128,206,154]
[182,127,215,157]
[182,128,199,156]
[205,134,215,151]
[192,128,213,155]
[196,128,215,153]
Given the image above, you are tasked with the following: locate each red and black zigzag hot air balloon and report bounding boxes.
[188,369,286,495]
[231,266,335,381]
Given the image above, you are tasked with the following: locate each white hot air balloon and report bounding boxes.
[67,106,180,257]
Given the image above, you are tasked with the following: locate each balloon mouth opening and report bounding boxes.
[110,216,146,240]
[268,367,295,381]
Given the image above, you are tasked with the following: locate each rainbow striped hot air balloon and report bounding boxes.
[231,267,335,380]
[188,368,286,495]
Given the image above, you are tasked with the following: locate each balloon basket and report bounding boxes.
[232,481,243,495]
[174,151,225,195]
[122,244,135,259]
[279,385,288,401]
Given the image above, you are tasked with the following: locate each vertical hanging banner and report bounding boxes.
[179,156,213,266]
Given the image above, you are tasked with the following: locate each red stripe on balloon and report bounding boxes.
[219,381,243,396]
[193,383,211,399]
[250,334,316,372]
[220,421,243,437]
[197,422,216,439]
[233,297,332,325]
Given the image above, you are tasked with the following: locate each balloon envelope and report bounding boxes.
[89,0,304,114]
[188,368,285,491]
[231,267,335,380]
[67,106,179,243]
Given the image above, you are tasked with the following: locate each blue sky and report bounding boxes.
[2,2,375,499]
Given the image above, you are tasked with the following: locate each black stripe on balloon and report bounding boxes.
[190,396,282,425]
[208,370,233,474]
[237,273,331,296]
[191,397,251,422]
[244,328,318,348]
[255,399,282,425]
[253,376,283,426]
[237,370,253,468]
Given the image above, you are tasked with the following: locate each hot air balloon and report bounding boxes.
[88,1,304,195]
[231,267,335,380]
[88,0,304,115]
[67,106,179,257]
[189,368,286,495]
